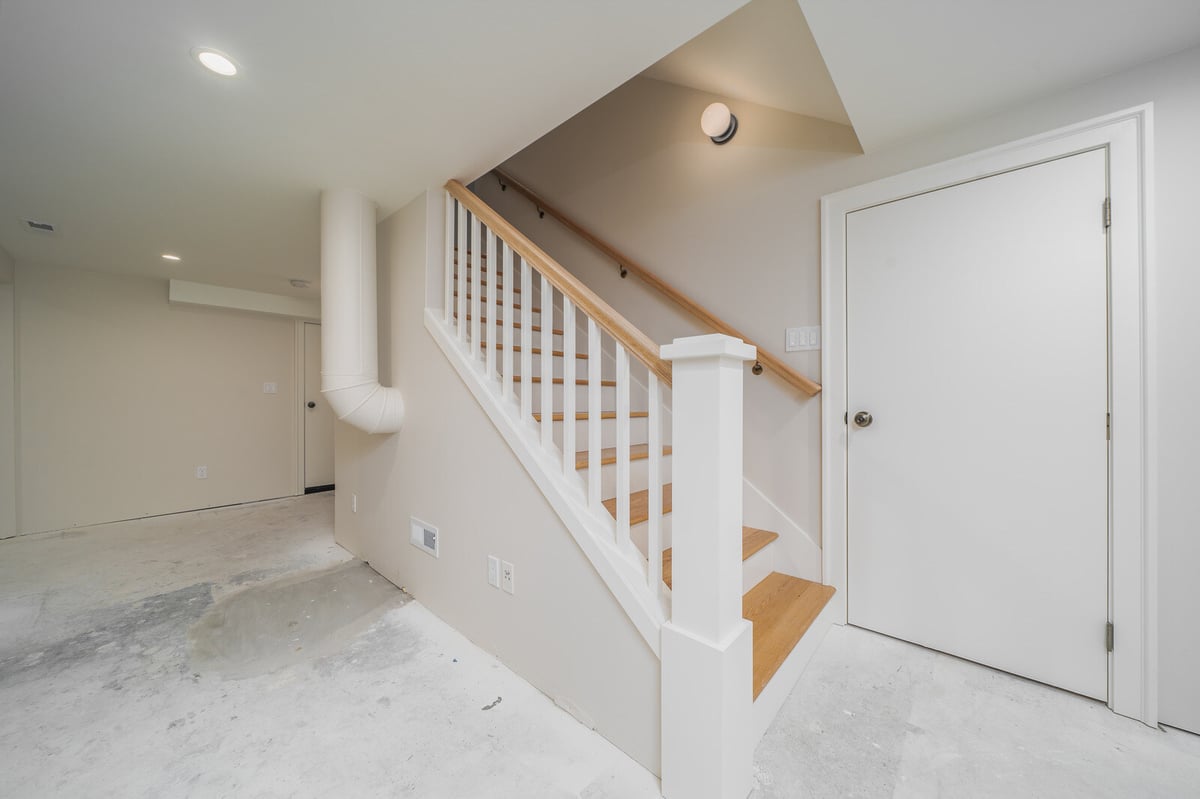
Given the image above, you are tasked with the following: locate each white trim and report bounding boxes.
[293,320,306,496]
[820,105,1156,725]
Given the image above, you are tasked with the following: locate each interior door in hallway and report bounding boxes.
[304,322,334,490]
[846,149,1110,700]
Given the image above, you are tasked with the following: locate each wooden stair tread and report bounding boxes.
[602,483,672,525]
[483,342,587,359]
[532,410,650,422]
[456,315,562,335]
[574,444,672,469]
[743,572,836,699]
[661,527,779,590]
[531,376,617,387]
[453,292,540,313]
[452,274,520,293]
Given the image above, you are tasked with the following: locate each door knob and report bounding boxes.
[307,401,317,409]
[853,411,873,428]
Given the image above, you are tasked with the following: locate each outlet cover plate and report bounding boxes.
[501,560,515,594]
[410,517,439,558]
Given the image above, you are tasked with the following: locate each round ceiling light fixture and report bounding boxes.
[700,102,738,144]
[161,253,182,262]
[192,48,239,77]
[290,279,311,288]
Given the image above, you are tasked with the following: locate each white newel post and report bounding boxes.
[660,333,756,799]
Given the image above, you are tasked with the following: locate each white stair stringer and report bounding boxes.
[425,308,668,655]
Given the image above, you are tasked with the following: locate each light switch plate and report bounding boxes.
[262,382,278,394]
[487,556,501,588]
[785,326,821,352]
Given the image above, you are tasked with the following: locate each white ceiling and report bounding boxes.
[0,0,746,295]
[799,0,1200,152]
[642,0,850,125]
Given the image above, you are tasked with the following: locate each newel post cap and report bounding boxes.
[661,333,756,363]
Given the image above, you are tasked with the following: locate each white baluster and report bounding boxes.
[470,216,482,359]
[444,194,454,324]
[647,373,662,592]
[456,204,467,342]
[616,343,631,548]
[561,297,576,478]
[485,228,497,382]
[520,259,533,423]
[540,274,554,453]
[502,243,514,402]
[587,320,602,514]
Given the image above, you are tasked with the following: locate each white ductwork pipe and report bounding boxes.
[319,189,403,434]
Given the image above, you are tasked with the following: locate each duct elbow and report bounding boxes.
[323,380,404,435]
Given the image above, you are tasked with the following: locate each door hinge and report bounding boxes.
[1103,197,1112,230]
[1106,412,1111,440]
[1105,622,1114,652]
[844,411,848,425]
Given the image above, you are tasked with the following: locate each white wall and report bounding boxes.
[14,262,299,534]
[478,47,1200,733]
[0,247,15,539]
[334,193,662,774]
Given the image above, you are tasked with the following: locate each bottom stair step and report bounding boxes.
[743,572,836,699]
[661,527,778,589]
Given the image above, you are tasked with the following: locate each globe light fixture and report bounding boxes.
[700,102,737,144]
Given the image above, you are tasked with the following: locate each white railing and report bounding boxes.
[431,181,757,799]
[441,183,672,603]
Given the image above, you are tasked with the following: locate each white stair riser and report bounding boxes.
[528,384,653,414]
[540,416,658,449]
[629,521,782,597]
[581,454,673,498]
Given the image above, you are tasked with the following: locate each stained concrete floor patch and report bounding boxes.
[189,560,408,679]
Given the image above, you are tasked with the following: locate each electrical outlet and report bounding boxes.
[487,556,501,588]
[501,561,515,594]
[785,326,821,352]
[195,465,208,479]
[262,382,278,394]
[352,493,358,513]
[410,517,439,557]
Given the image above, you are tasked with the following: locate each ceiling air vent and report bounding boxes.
[24,219,56,233]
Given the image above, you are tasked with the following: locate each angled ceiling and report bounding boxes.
[799,0,1200,152]
[642,0,850,125]
[0,0,747,295]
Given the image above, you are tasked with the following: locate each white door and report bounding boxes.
[304,322,335,490]
[846,149,1110,700]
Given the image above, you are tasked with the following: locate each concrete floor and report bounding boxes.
[0,494,659,798]
[2,494,1198,798]
[751,626,1200,799]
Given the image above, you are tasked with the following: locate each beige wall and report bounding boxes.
[0,247,15,538]
[14,261,299,534]
[479,47,1200,732]
[334,193,662,774]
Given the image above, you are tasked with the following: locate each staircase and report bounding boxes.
[426,179,835,799]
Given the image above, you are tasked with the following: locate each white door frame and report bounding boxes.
[820,105,1156,725]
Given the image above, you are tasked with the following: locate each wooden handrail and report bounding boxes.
[445,180,673,386]
[491,168,822,397]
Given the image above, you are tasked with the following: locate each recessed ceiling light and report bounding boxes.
[161,253,182,262]
[192,48,238,77]
[289,279,311,288]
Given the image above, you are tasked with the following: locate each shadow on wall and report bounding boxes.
[511,77,862,203]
